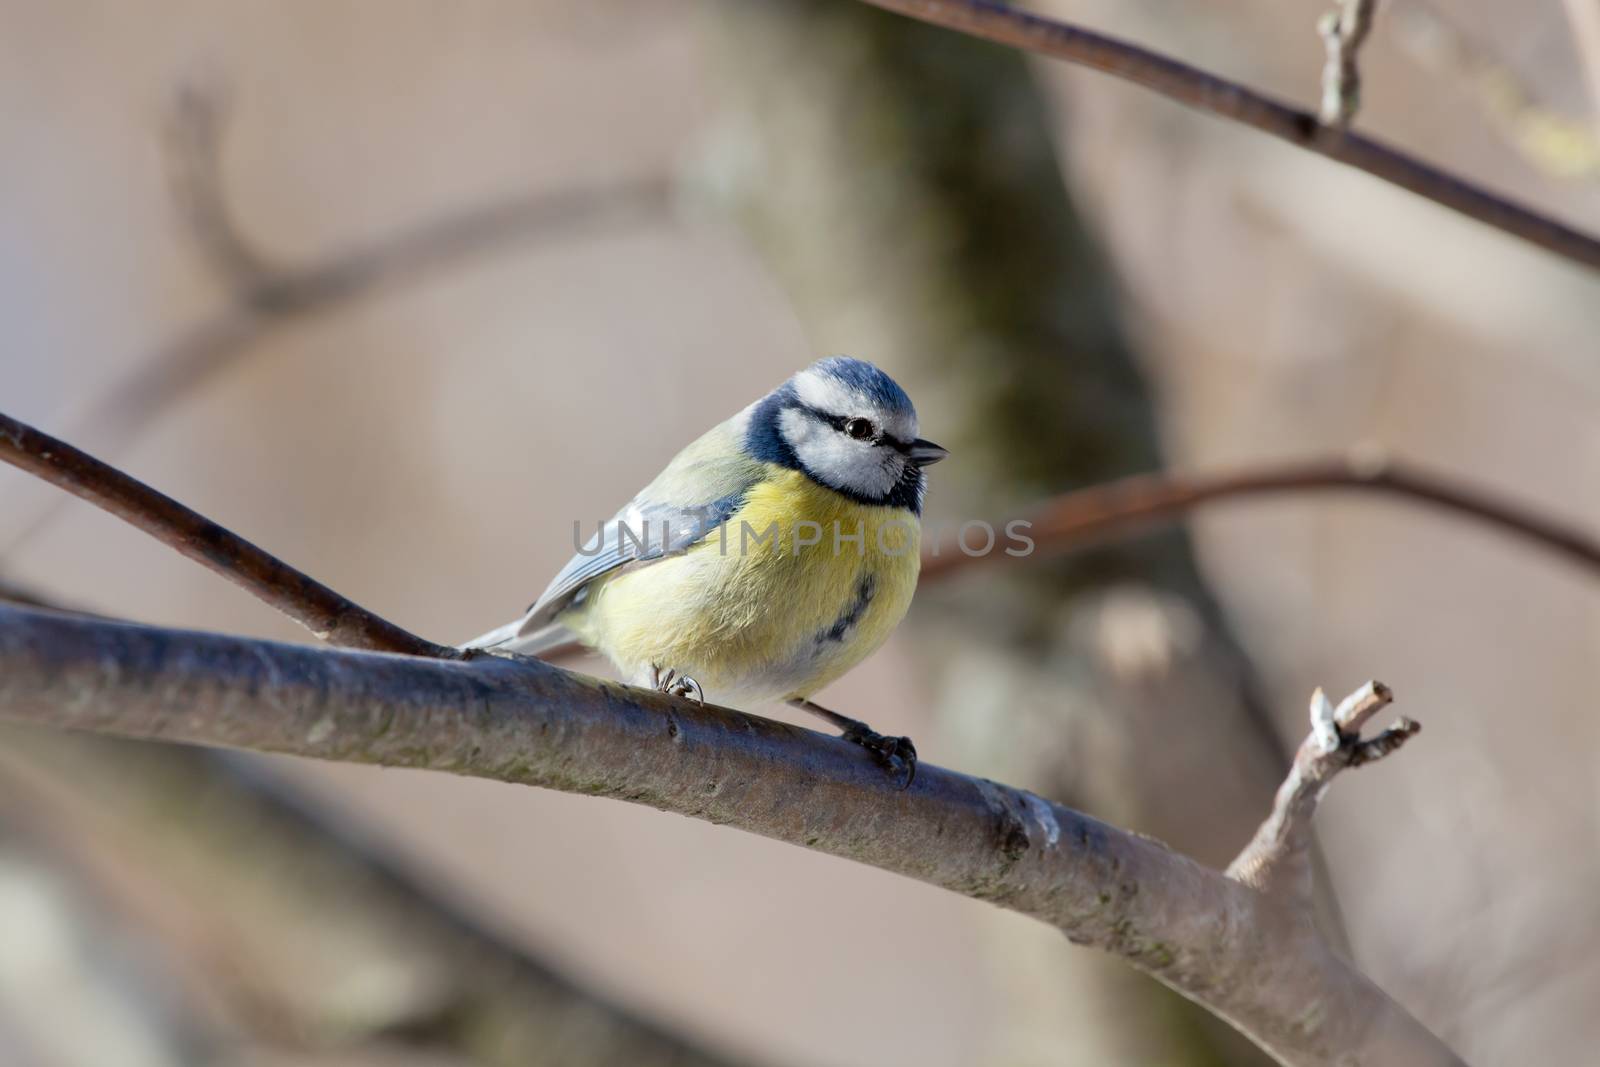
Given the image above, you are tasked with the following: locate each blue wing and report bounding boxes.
[512,415,764,636]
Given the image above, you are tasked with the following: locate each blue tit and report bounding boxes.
[466,356,947,782]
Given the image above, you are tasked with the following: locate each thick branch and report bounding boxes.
[1227,683,1421,904]
[0,412,453,657]
[0,604,1460,1066]
[922,451,1600,582]
[856,0,1600,272]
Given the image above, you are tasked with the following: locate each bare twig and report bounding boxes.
[1227,682,1420,903]
[1320,0,1380,127]
[0,411,454,657]
[921,450,1600,582]
[0,603,1462,1067]
[856,0,1600,271]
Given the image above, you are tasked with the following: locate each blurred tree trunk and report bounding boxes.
[704,4,1288,1063]
[0,727,752,1067]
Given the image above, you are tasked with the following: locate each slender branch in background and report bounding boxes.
[0,411,454,658]
[0,84,671,559]
[921,450,1600,582]
[1227,682,1420,904]
[1390,0,1600,180]
[158,82,672,318]
[854,0,1600,271]
[125,178,668,432]
[1319,0,1380,127]
[0,603,1461,1067]
[165,83,281,289]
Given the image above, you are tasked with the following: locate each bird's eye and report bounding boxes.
[843,417,875,440]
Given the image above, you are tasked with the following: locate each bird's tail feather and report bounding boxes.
[460,617,575,657]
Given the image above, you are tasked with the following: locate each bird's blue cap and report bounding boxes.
[805,356,916,419]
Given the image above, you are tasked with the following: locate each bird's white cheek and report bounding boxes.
[805,440,896,497]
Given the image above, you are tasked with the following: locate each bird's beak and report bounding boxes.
[909,438,949,466]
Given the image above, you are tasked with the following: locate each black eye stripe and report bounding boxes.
[798,404,911,450]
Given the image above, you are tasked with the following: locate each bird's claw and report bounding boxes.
[841,723,917,789]
[667,675,704,704]
[652,666,705,705]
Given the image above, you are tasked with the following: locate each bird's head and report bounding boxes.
[746,356,947,512]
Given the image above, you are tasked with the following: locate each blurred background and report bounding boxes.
[2,1,1598,1064]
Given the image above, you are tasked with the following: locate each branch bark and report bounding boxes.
[855,0,1600,272]
[0,603,1460,1066]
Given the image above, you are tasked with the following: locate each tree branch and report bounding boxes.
[0,411,453,658]
[855,0,1600,272]
[922,450,1600,582]
[0,602,1460,1066]
[1227,682,1420,905]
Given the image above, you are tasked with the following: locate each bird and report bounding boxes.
[465,356,947,785]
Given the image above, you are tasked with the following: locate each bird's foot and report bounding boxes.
[841,722,917,789]
[651,665,705,705]
[788,699,917,789]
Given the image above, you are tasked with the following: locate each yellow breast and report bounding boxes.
[561,467,921,705]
